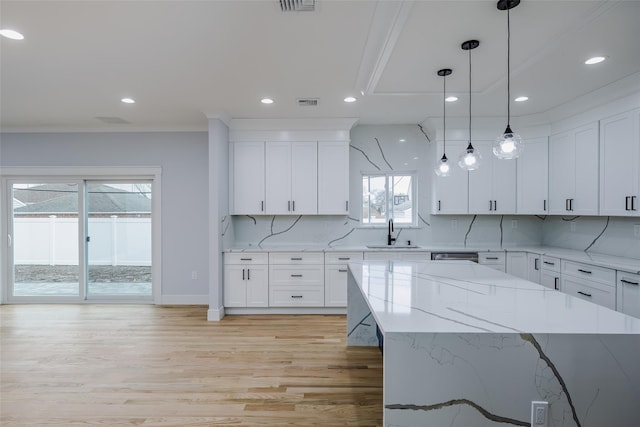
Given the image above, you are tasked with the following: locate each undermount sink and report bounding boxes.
[366,245,420,249]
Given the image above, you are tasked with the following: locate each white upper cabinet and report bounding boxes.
[549,122,599,215]
[231,141,265,215]
[599,109,640,216]
[318,141,349,214]
[432,140,469,214]
[266,141,317,215]
[516,137,549,215]
[468,141,516,214]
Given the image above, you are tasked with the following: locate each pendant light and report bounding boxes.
[458,40,481,171]
[434,68,453,177]
[493,0,524,159]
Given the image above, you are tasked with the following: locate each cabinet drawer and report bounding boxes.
[269,265,324,286]
[269,287,324,306]
[562,260,615,286]
[562,276,616,310]
[224,252,268,265]
[541,256,560,272]
[269,252,324,265]
[478,252,505,264]
[325,252,363,264]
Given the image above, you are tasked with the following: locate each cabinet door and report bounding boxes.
[491,151,517,214]
[517,138,548,214]
[245,265,268,307]
[318,141,349,214]
[265,142,292,214]
[432,140,468,214]
[467,141,494,214]
[541,270,560,290]
[223,265,247,307]
[617,271,640,318]
[291,141,318,214]
[600,110,640,216]
[232,142,265,215]
[573,123,599,215]
[506,252,528,280]
[325,265,349,307]
[527,253,541,284]
[549,131,574,215]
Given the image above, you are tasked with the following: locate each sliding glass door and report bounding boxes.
[86,182,152,298]
[7,179,153,302]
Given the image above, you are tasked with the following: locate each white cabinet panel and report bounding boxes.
[291,142,318,214]
[549,123,599,215]
[562,276,615,310]
[231,142,265,215]
[223,253,268,308]
[517,138,549,214]
[506,252,528,280]
[527,253,542,284]
[541,270,560,291]
[324,252,363,307]
[468,141,516,214]
[432,140,469,214]
[617,271,640,318]
[599,109,640,216]
[318,141,350,214]
[265,142,293,215]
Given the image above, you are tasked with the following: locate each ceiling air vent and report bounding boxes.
[297,98,319,107]
[279,0,316,12]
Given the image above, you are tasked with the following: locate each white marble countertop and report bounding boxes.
[349,260,640,335]
[225,245,640,273]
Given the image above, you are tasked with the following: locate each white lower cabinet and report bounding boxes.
[561,260,616,310]
[478,252,505,272]
[616,271,640,318]
[324,252,363,307]
[223,253,269,307]
[527,253,542,284]
[269,252,324,307]
[506,252,528,279]
[540,256,561,290]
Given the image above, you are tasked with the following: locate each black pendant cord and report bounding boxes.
[507,5,511,129]
[443,73,447,156]
[468,47,472,146]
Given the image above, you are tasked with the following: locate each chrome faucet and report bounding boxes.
[387,219,396,246]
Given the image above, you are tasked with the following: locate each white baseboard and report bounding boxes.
[208,306,225,321]
[160,295,208,305]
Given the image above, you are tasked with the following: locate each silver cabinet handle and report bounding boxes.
[577,269,592,275]
[577,291,592,297]
[621,279,639,286]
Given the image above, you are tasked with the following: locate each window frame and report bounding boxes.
[361,171,418,227]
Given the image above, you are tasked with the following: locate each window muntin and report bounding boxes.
[362,173,416,226]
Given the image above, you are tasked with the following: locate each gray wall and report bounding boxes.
[0,131,210,301]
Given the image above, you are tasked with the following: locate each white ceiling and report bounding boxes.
[1,0,639,132]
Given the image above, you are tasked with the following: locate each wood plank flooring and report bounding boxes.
[0,305,382,426]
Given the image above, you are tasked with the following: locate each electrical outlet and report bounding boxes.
[191,270,198,280]
[511,220,518,229]
[531,401,548,427]
[634,224,640,238]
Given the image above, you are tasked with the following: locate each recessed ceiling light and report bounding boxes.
[344,96,357,103]
[121,97,135,104]
[399,138,406,143]
[585,56,606,65]
[445,96,458,102]
[261,98,274,104]
[0,29,24,40]
[413,156,419,160]
[514,96,528,102]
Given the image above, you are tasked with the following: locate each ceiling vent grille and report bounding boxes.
[297,98,319,107]
[279,0,316,12]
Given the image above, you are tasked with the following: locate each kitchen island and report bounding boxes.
[347,260,640,427]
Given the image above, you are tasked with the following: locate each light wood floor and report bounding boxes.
[0,305,383,426]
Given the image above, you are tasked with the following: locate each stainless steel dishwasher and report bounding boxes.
[431,252,479,263]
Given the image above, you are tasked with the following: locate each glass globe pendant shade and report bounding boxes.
[458,142,482,171]
[493,125,524,159]
[434,154,451,177]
